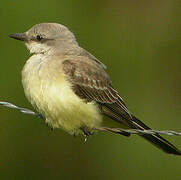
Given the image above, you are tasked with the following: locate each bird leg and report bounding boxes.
[80,127,94,142]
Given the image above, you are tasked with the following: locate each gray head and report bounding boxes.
[9,23,79,54]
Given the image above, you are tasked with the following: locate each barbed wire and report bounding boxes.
[95,127,181,136]
[0,101,43,118]
[0,101,181,136]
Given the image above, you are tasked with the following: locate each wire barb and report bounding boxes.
[0,101,181,136]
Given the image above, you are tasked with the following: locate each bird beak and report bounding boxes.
[8,33,28,41]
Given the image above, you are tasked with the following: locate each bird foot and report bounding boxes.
[81,127,94,142]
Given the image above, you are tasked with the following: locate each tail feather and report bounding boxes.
[101,104,181,155]
[132,116,181,156]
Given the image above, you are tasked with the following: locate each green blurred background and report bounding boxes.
[0,0,181,179]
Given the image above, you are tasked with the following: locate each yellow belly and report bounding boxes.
[22,55,102,135]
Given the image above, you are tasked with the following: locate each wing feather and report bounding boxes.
[62,57,181,155]
[62,58,131,120]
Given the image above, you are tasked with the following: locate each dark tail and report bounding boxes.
[131,116,181,156]
[101,104,181,155]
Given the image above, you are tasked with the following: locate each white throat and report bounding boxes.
[25,41,51,54]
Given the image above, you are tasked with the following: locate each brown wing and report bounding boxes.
[62,57,132,126]
[62,57,181,155]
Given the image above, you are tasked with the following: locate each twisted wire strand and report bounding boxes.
[1,101,181,136]
[0,101,43,118]
[95,127,181,136]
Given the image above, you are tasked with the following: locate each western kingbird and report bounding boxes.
[9,23,181,155]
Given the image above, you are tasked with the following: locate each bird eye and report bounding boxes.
[36,35,43,41]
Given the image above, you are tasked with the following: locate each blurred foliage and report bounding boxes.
[0,0,181,179]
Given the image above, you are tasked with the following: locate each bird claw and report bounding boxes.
[81,127,94,143]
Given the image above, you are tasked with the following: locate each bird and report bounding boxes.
[9,23,181,155]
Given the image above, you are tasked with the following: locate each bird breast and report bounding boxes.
[21,54,102,134]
